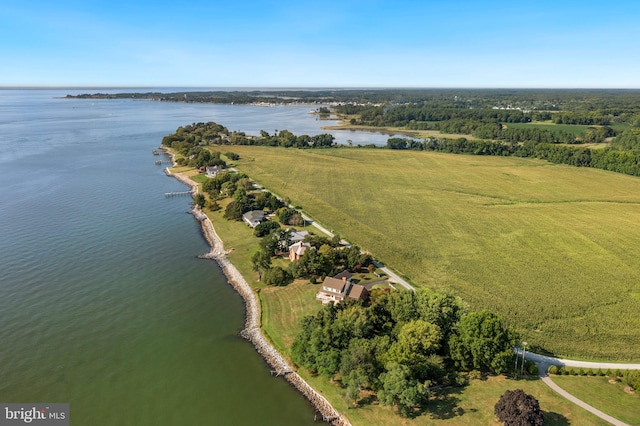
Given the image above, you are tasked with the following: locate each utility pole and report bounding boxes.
[520,341,528,376]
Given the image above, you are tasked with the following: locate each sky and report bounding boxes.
[2,0,639,88]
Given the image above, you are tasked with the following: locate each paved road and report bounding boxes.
[514,348,637,426]
[535,363,631,426]
[515,349,640,370]
[372,261,415,291]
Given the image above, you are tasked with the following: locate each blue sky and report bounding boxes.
[2,0,639,88]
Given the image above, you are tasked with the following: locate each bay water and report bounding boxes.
[0,89,390,425]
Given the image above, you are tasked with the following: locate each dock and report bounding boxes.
[164,190,193,197]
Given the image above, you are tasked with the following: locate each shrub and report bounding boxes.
[524,361,537,376]
[547,365,558,375]
[468,370,482,380]
[494,389,543,426]
[225,151,240,160]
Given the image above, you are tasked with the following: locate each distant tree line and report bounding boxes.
[385,128,640,176]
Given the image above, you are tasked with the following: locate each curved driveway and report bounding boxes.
[515,348,637,426]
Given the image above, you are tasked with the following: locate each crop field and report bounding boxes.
[504,121,591,136]
[227,146,640,361]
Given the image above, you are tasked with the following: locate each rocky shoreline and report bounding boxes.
[164,162,350,426]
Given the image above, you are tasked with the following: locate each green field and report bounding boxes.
[550,376,639,425]
[504,121,591,136]
[226,146,640,361]
[300,372,607,425]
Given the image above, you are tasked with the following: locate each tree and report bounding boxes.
[262,265,293,286]
[193,193,206,208]
[415,289,467,348]
[388,290,419,324]
[251,249,272,281]
[344,368,368,407]
[494,389,543,426]
[448,310,518,374]
[253,220,280,237]
[384,320,441,369]
[223,200,243,221]
[378,363,429,417]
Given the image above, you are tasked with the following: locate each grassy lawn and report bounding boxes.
[260,280,322,357]
[550,375,640,425]
[223,146,640,361]
[298,373,608,426]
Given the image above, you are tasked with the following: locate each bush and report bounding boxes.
[225,151,240,160]
[468,370,482,381]
[494,389,543,426]
[547,365,558,375]
[525,361,538,376]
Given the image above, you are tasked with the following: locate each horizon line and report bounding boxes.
[3,85,640,91]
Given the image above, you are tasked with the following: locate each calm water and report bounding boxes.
[0,89,391,425]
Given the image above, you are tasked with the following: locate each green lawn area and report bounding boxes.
[189,173,209,183]
[550,375,640,425]
[224,146,640,361]
[299,373,608,426]
[260,280,322,357]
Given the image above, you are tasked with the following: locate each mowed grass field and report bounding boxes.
[550,375,640,425]
[226,146,640,361]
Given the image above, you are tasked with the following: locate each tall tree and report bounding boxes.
[448,310,518,374]
[251,249,272,281]
[378,363,429,417]
[384,320,441,369]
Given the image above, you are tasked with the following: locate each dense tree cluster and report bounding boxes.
[163,121,335,149]
[251,226,373,285]
[291,289,518,416]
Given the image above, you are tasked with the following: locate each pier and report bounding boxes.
[164,190,194,197]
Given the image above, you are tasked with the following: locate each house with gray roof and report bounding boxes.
[242,210,266,228]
